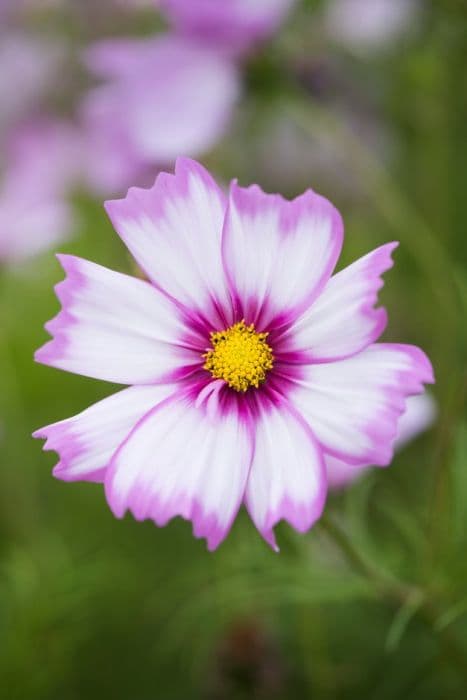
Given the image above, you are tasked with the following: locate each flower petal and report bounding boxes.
[33,384,175,483]
[35,254,202,384]
[160,0,295,53]
[325,392,437,488]
[221,181,343,331]
[394,391,437,449]
[282,242,398,361]
[105,388,253,550]
[287,343,434,466]
[105,157,232,326]
[245,396,326,550]
[79,85,145,196]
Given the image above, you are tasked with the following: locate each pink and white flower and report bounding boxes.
[34,159,433,550]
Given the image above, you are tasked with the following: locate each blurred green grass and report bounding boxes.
[1,1,467,698]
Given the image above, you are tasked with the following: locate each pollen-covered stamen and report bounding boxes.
[203,320,274,393]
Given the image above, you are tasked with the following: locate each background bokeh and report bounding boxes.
[1,1,466,698]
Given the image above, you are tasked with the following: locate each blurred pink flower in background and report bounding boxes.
[114,0,158,6]
[0,27,81,263]
[0,0,297,247]
[160,0,295,54]
[0,120,81,262]
[80,0,295,195]
[326,393,437,489]
[325,0,418,51]
[0,0,65,20]
[0,33,63,134]
[81,36,240,195]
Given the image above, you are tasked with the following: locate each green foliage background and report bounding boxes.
[1,1,466,697]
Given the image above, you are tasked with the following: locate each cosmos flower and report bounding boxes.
[81,36,240,195]
[326,393,437,489]
[34,159,433,550]
[159,0,296,54]
[0,120,80,263]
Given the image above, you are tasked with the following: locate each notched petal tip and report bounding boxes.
[413,346,435,385]
[34,340,56,365]
[174,155,216,182]
[32,426,47,440]
[104,472,230,551]
[103,392,252,550]
[222,178,345,330]
[260,527,280,553]
[387,343,435,387]
[245,400,327,551]
[105,157,225,217]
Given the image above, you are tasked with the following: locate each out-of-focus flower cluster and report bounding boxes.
[0,0,422,265]
[325,0,418,52]
[0,28,79,262]
[0,0,296,264]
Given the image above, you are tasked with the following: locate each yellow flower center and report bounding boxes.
[203,320,274,393]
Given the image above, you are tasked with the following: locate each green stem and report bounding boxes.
[319,514,467,680]
[0,270,27,423]
[0,269,38,538]
[319,514,411,599]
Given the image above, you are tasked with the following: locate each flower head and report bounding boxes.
[34,159,433,550]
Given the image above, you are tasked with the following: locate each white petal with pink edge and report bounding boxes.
[105,389,253,550]
[221,182,343,331]
[105,157,233,326]
[287,343,434,466]
[33,384,176,483]
[394,391,437,449]
[325,455,367,490]
[245,397,326,551]
[325,392,437,488]
[35,255,202,384]
[282,242,398,361]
